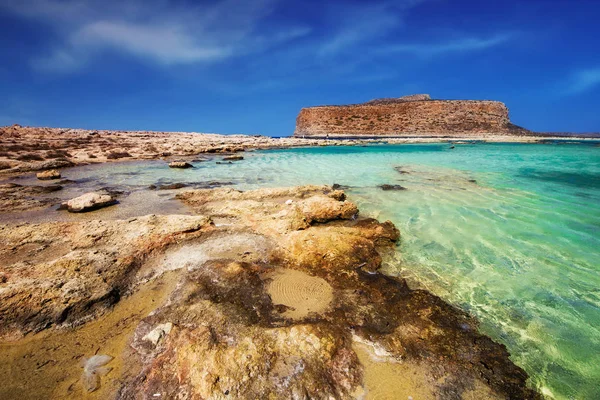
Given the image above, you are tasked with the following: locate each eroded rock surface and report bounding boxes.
[0,214,212,340]
[0,183,63,212]
[295,95,530,137]
[36,169,61,180]
[63,192,117,212]
[0,186,539,399]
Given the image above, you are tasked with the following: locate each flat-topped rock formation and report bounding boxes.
[294,95,530,137]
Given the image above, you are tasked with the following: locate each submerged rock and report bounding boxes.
[36,169,61,180]
[63,192,117,213]
[149,182,189,190]
[394,166,410,174]
[379,184,407,191]
[332,183,352,190]
[222,155,244,161]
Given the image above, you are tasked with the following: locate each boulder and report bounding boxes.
[168,161,193,169]
[63,192,117,213]
[36,169,61,180]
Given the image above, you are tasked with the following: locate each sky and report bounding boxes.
[0,0,599,136]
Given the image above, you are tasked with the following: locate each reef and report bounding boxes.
[0,185,539,399]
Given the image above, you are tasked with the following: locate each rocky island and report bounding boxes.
[294,94,530,137]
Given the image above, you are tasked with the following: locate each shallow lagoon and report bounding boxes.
[11,141,600,398]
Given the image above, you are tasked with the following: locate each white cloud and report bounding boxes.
[380,33,515,56]
[1,0,309,71]
[76,21,233,64]
[564,68,600,95]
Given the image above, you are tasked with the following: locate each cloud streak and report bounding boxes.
[2,0,309,71]
[379,33,515,56]
[563,68,600,95]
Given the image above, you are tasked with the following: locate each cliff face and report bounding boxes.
[294,95,528,137]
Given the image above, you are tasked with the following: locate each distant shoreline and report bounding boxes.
[1,124,598,178]
[283,134,600,140]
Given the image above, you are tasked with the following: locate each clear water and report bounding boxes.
[10,142,600,399]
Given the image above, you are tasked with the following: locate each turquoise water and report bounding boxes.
[22,142,600,398]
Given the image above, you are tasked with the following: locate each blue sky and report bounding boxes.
[0,0,599,136]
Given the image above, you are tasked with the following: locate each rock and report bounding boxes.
[294,95,530,137]
[222,155,244,161]
[0,214,212,340]
[0,186,539,400]
[168,161,193,169]
[149,183,188,190]
[364,94,432,104]
[142,323,173,345]
[379,184,407,191]
[63,192,117,213]
[14,158,74,172]
[298,194,357,223]
[0,184,63,213]
[36,169,61,180]
[30,184,63,193]
[332,183,351,190]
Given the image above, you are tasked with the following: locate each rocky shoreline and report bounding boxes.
[0,181,540,399]
[0,123,551,398]
[0,124,590,178]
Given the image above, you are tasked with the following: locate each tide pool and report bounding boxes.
[28,142,600,399]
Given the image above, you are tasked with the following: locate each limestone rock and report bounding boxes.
[0,183,63,212]
[365,94,432,104]
[298,194,357,223]
[0,214,212,340]
[294,95,530,137]
[168,161,193,169]
[36,169,61,180]
[0,186,539,400]
[63,192,117,213]
[14,158,74,172]
[142,323,173,346]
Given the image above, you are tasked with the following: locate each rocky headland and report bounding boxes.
[0,185,540,399]
[294,94,531,137]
